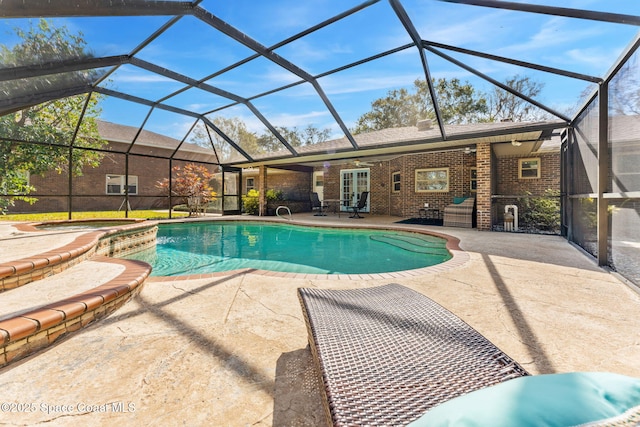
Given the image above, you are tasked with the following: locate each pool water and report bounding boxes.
[127,221,451,276]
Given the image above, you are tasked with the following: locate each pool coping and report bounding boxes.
[146,218,470,281]
[0,221,156,367]
[0,217,469,367]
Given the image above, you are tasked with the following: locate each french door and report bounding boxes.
[340,168,370,212]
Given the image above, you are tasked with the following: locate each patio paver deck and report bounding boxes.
[0,214,639,426]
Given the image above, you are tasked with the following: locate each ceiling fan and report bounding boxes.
[353,158,374,167]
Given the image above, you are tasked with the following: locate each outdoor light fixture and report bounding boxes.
[511,140,522,147]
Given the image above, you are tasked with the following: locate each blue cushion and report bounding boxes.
[453,197,467,204]
[408,372,640,427]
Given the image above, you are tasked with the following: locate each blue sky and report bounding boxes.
[2,0,639,142]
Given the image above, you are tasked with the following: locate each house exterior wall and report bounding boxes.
[314,147,559,229]
[319,149,477,217]
[263,171,313,202]
[11,136,561,226]
[10,143,216,213]
[496,152,560,196]
[476,142,492,231]
[388,150,477,217]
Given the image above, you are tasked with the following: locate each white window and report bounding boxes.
[415,168,449,192]
[519,158,540,179]
[470,167,477,192]
[246,177,255,193]
[392,172,401,192]
[106,175,138,195]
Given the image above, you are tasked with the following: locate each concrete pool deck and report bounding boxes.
[0,214,639,426]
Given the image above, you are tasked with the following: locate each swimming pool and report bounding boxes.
[128,221,452,276]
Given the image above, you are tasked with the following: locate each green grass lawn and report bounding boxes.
[0,210,189,222]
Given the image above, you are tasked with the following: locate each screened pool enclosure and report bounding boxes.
[1,0,639,286]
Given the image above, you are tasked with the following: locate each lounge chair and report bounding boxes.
[443,197,475,228]
[298,284,529,426]
[348,191,369,218]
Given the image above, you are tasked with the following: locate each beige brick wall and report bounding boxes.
[320,149,477,217]
[12,138,560,225]
[496,152,560,196]
[476,142,492,231]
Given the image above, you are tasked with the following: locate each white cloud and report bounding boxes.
[496,17,602,57]
[278,39,354,65]
[563,47,623,70]
[318,73,421,96]
[418,10,514,48]
[269,110,330,128]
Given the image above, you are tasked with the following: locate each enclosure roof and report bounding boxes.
[1,1,639,167]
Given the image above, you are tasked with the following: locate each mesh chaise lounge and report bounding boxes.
[297,284,529,426]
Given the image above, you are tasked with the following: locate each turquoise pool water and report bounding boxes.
[127,221,451,276]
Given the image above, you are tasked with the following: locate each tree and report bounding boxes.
[353,77,488,134]
[194,117,260,162]
[256,124,332,152]
[415,78,489,124]
[353,75,549,134]
[0,19,106,213]
[156,164,216,216]
[486,75,547,122]
[194,116,332,158]
[353,88,419,134]
[609,58,640,116]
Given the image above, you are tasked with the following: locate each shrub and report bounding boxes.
[242,189,260,215]
[518,189,560,232]
[266,189,284,202]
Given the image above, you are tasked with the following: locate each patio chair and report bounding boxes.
[310,192,326,216]
[348,191,368,218]
[298,284,529,426]
[443,197,475,228]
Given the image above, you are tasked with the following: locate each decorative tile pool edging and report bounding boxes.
[0,257,151,368]
[0,221,156,367]
[0,222,157,292]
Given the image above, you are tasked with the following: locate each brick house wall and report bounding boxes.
[318,149,477,217]
[262,171,312,202]
[389,150,477,217]
[313,147,559,228]
[12,129,561,225]
[492,151,561,230]
[11,144,216,213]
[476,142,492,231]
[496,152,560,196]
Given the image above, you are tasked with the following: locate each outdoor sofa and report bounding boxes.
[443,197,475,228]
